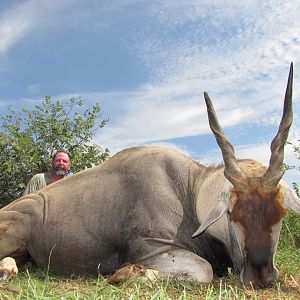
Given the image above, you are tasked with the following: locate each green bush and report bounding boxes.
[0,96,110,206]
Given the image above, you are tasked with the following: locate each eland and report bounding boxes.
[0,63,299,288]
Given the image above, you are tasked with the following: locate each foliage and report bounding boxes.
[0,96,110,206]
[292,182,300,197]
[280,210,300,251]
[284,142,300,250]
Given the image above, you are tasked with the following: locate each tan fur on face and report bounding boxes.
[230,188,286,248]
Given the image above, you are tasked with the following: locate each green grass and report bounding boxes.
[0,268,299,300]
[276,210,300,275]
[0,213,299,299]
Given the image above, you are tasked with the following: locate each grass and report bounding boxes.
[0,268,299,300]
[0,213,299,299]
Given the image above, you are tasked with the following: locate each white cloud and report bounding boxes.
[50,60,296,157]
[0,0,72,54]
[2,0,299,173]
[0,4,32,54]
[0,0,154,56]
[125,1,298,80]
[85,0,299,156]
[86,81,256,154]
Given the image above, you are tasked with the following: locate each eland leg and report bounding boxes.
[140,248,213,283]
[0,211,31,279]
[108,249,213,283]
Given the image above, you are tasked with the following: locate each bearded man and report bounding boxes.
[23,151,71,195]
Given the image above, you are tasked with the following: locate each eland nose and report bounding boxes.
[241,266,279,288]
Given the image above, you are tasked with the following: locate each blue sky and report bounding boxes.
[1,0,300,186]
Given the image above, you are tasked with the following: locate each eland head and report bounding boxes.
[202,63,294,287]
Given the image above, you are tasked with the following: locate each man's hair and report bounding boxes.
[52,150,71,163]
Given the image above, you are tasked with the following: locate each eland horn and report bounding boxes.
[262,62,294,188]
[204,92,247,189]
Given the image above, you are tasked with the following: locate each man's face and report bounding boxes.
[52,152,71,176]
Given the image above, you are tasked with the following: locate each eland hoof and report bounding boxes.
[107,264,147,283]
[0,257,18,280]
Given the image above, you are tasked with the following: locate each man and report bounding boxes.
[23,151,71,195]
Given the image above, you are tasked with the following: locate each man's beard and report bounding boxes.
[55,169,67,176]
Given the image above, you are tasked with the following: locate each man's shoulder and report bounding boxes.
[23,173,50,195]
[28,173,52,185]
[30,173,47,181]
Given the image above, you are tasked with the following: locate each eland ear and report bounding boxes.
[192,192,230,238]
[280,182,300,214]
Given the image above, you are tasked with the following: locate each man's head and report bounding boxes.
[51,151,71,176]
